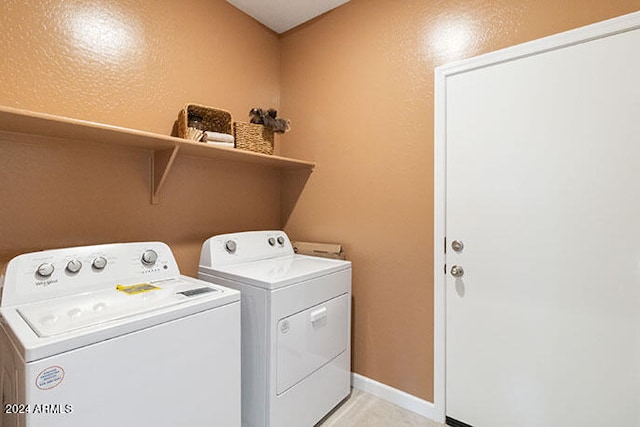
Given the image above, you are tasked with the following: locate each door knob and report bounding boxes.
[451,265,464,278]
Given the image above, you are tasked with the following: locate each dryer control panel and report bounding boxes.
[1,242,180,307]
[200,230,294,268]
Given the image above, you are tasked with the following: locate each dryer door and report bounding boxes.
[276,293,349,394]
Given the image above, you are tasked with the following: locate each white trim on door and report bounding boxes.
[433,10,640,422]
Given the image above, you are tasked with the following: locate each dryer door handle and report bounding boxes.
[310,307,327,323]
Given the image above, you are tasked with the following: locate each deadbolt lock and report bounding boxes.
[451,240,464,252]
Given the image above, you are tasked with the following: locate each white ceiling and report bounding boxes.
[226,0,350,34]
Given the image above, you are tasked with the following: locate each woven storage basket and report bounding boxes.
[177,104,232,140]
[234,122,274,155]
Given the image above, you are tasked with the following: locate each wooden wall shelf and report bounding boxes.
[0,106,314,203]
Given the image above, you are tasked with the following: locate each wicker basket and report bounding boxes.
[234,122,274,155]
[177,104,232,140]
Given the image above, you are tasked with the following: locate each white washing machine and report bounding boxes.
[198,231,352,427]
[0,242,241,427]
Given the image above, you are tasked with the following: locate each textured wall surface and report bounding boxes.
[279,0,640,401]
[2,0,640,407]
[0,0,281,274]
[0,0,280,134]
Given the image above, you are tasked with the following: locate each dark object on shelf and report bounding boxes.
[248,108,291,133]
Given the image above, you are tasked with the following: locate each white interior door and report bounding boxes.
[442,18,640,427]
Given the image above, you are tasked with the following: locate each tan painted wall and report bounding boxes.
[2,0,640,407]
[0,0,281,275]
[279,0,640,401]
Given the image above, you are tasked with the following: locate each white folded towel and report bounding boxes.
[205,141,235,148]
[203,131,234,143]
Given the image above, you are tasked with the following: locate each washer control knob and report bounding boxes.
[36,263,55,278]
[268,237,276,246]
[141,249,158,266]
[277,236,285,246]
[92,256,107,270]
[225,240,237,254]
[66,259,82,274]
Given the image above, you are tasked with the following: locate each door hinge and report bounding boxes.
[444,236,447,274]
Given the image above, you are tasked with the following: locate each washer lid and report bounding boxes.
[18,279,211,338]
[1,276,240,362]
[201,254,351,289]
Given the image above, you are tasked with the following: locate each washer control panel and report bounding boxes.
[200,230,294,268]
[1,242,180,307]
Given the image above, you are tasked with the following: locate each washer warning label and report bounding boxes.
[35,366,65,390]
[116,283,161,295]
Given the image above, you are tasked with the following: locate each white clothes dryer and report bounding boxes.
[198,230,352,427]
[0,242,240,427]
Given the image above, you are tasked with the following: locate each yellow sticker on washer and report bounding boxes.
[116,283,160,295]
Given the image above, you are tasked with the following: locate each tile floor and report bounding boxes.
[317,388,445,427]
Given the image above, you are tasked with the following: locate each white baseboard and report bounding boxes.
[350,373,442,422]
